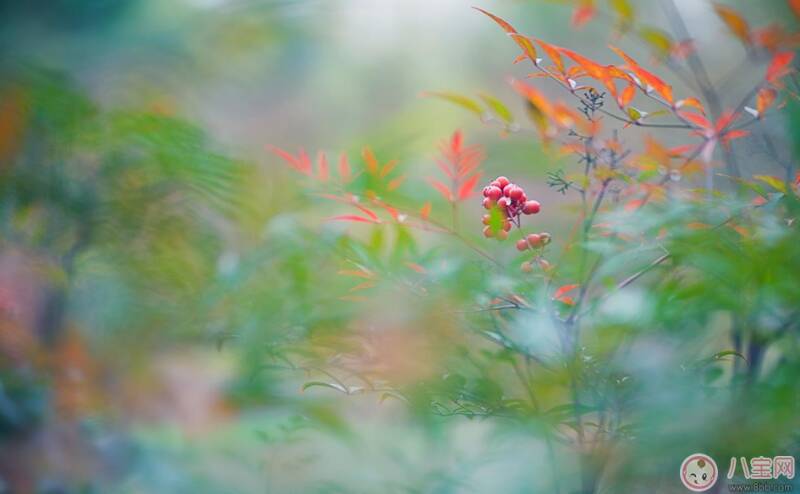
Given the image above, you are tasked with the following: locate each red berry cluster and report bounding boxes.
[481,176,540,239]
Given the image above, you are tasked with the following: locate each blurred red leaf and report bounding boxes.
[338,153,351,182]
[766,51,794,83]
[429,179,453,201]
[266,145,312,175]
[553,284,580,300]
[458,173,482,200]
[330,215,379,224]
[791,0,800,19]
[571,2,596,28]
[317,151,329,181]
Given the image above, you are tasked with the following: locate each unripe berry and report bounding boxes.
[522,200,541,215]
[495,176,510,189]
[526,233,542,247]
[483,226,493,238]
[502,220,512,232]
[481,214,491,225]
[538,258,551,271]
[516,239,529,251]
[539,232,552,245]
[496,229,509,240]
[508,186,524,201]
[497,197,510,209]
[482,197,494,210]
[521,261,533,273]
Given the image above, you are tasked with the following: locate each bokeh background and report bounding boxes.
[0,1,797,493]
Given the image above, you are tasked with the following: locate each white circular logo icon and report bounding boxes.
[680,453,718,492]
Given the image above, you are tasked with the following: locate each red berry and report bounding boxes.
[496,229,509,240]
[526,233,541,247]
[497,197,510,209]
[508,186,524,201]
[502,220,512,232]
[485,186,502,200]
[522,200,541,215]
[483,226,493,238]
[521,261,533,273]
[519,192,527,203]
[481,214,490,225]
[490,180,501,188]
[502,183,514,196]
[482,197,494,210]
[496,176,510,189]
[516,239,529,251]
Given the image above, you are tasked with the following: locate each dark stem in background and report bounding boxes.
[659,0,743,181]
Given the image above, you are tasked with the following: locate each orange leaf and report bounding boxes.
[379,159,399,178]
[354,204,379,221]
[676,97,706,114]
[387,175,406,191]
[509,34,539,64]
[537,39,565,74]
[609,45,673,103]
[618,84,636,107]
[713,4,751,45]
[473,7,517,34]
[458,173,481,200]
[553,284,580,300]
[420,201,432,220]
[766,51,794,83]
[756,87,778,116]
[791,0,800,20]
[362,147,379,174]
[317,151,329,182]
[338,269,375,279]
[349,280,377,292]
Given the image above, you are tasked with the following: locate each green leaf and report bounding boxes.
[424,91,484,117]
[478,92,514,124]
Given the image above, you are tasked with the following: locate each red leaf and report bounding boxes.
[571,3,596,28]
[458,173,481,200]
[266,145,312,175]
[766,51,794,83]
[678,111,711,130]
[338,153,351,182]
[317,151,329,182]
[330,215,379,224]
[405,262,427,274]
[553,284,580,300]
[429,179,453,201]
[354,204,379,221]
[721,129,749,144]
